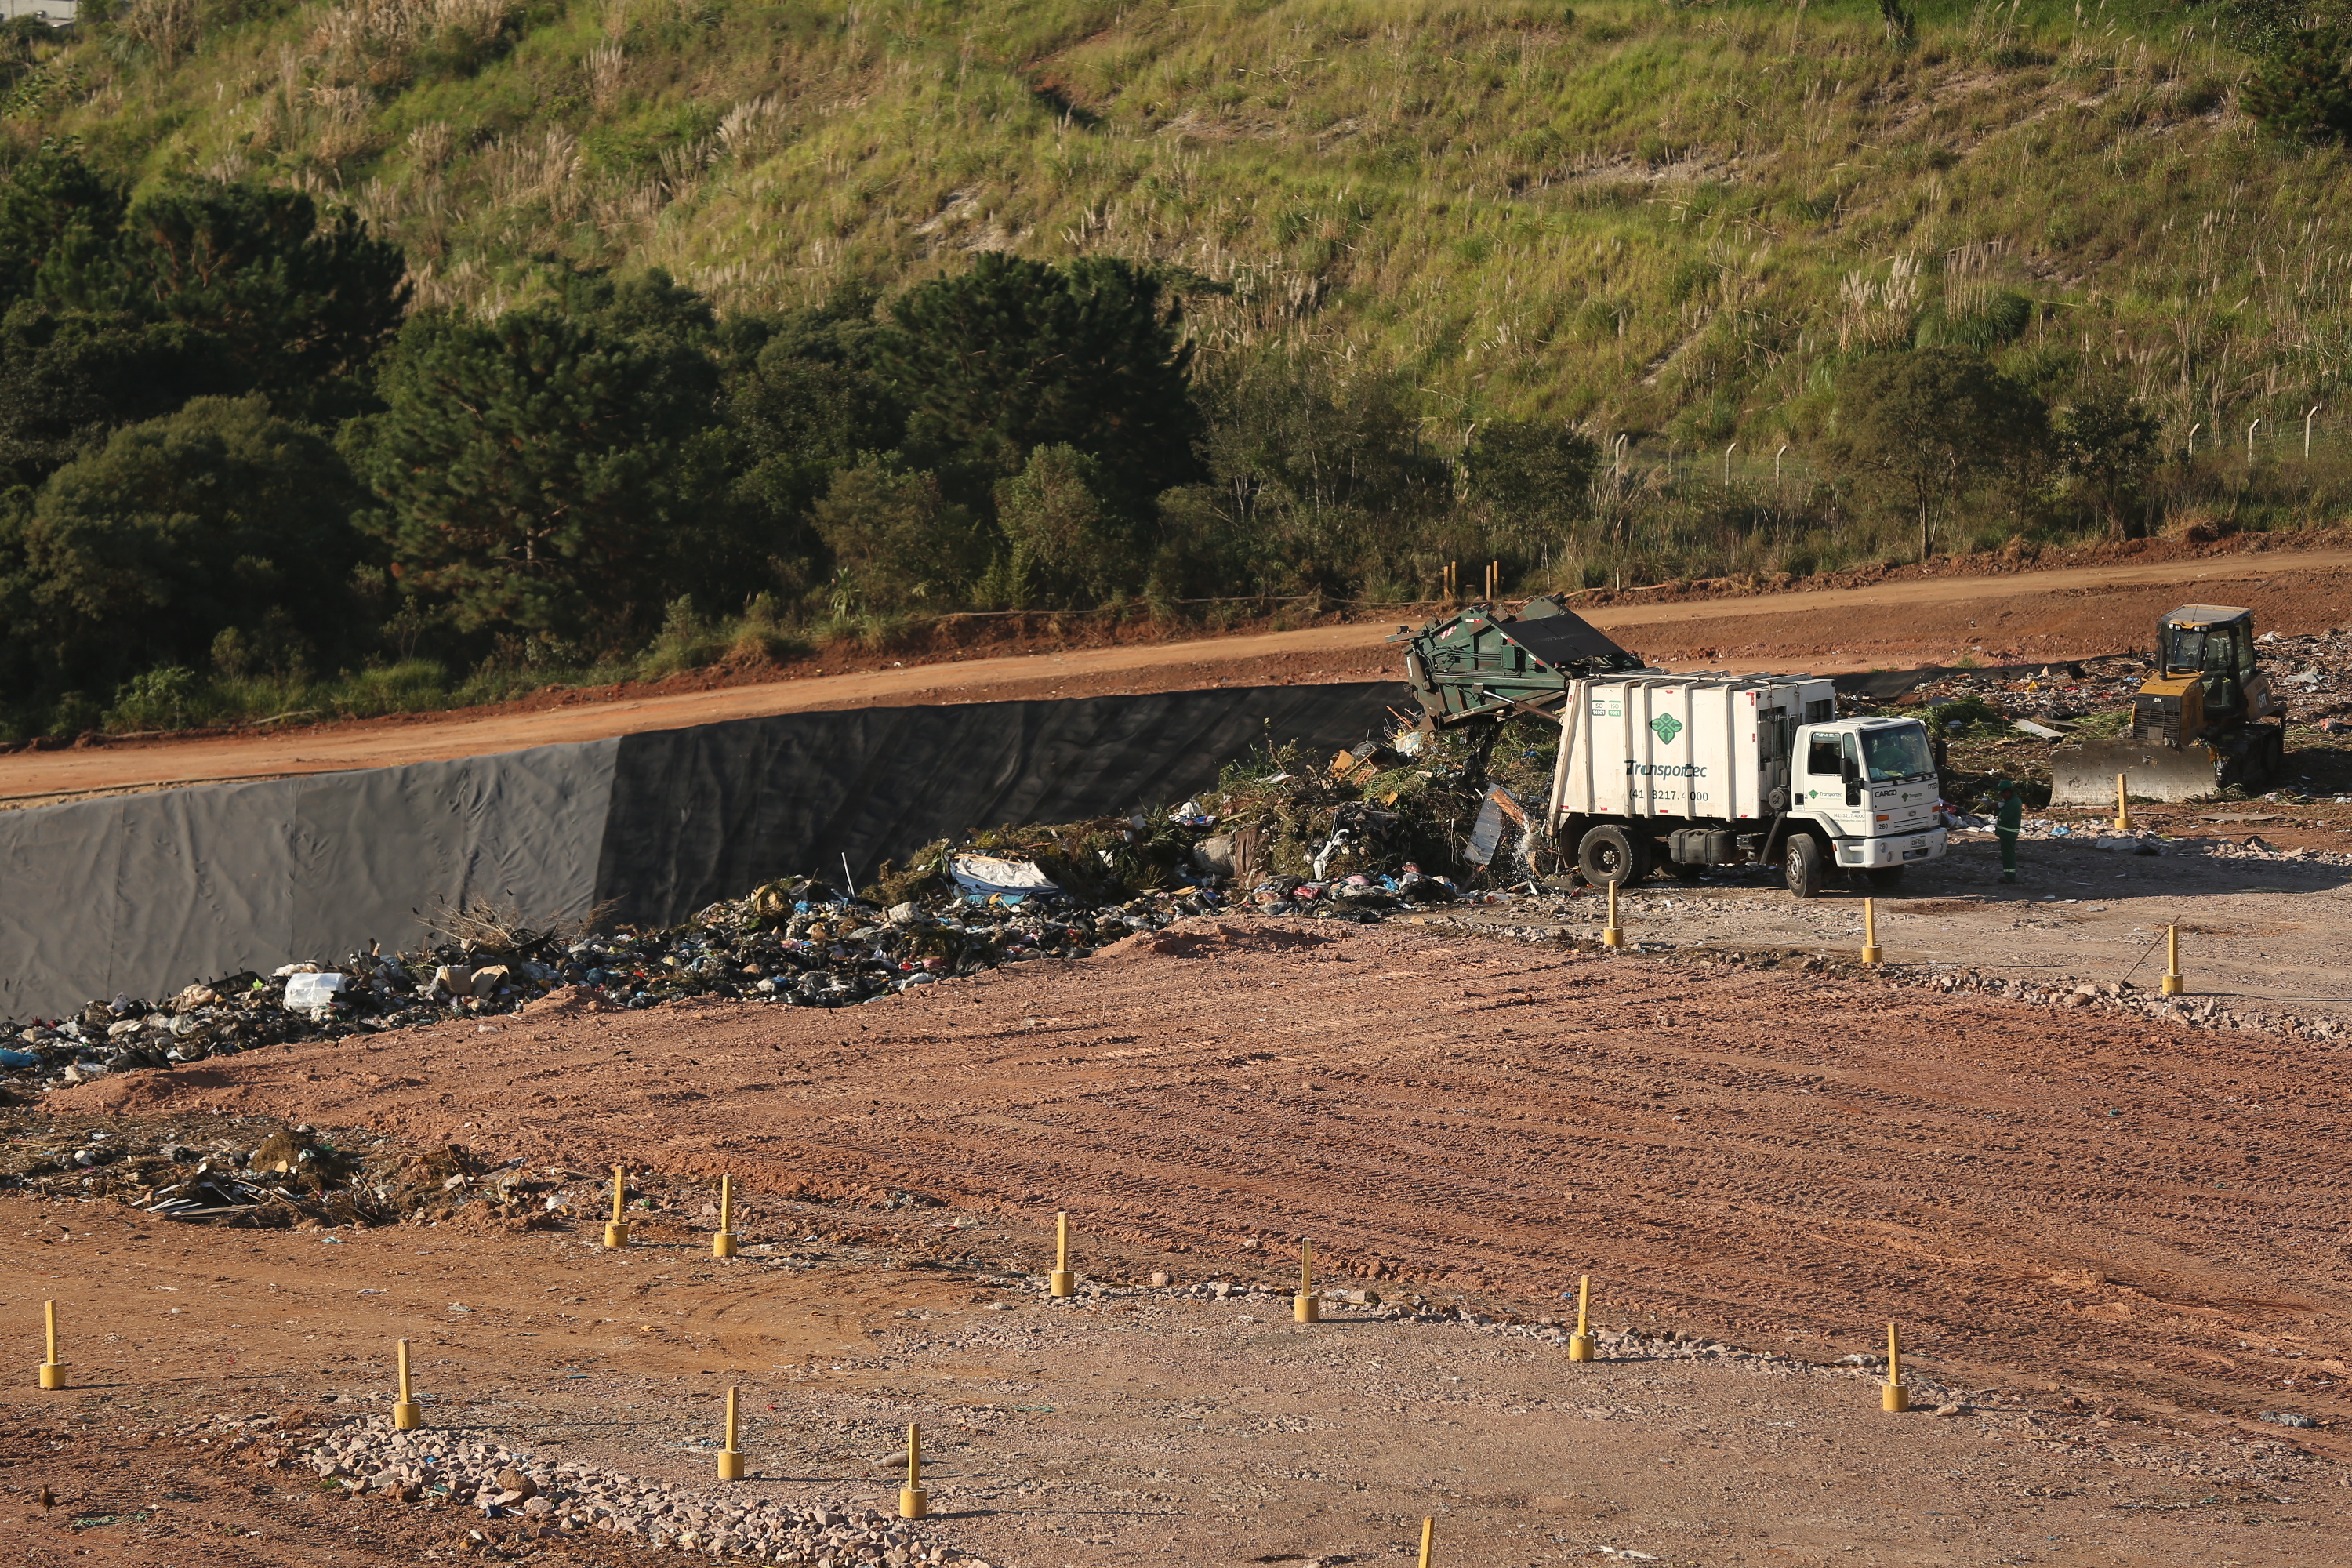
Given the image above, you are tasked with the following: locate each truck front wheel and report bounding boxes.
[1784,833,1824,899]
[1577,824,1650,886]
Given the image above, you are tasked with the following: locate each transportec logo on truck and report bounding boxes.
[1649,714,1684,744]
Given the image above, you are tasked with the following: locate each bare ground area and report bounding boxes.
[9,918,2350,1563]
[2,1193,2341,1568]
[6,543,2352,809]
[1424,826,2352,1032]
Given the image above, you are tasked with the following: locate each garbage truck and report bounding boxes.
[1542,672,1947,898]
[1392,600,1948,896]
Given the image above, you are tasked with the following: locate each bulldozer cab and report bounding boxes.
[2155,606,2257,721]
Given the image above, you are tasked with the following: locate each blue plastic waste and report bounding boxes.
[0,1049,38,1068]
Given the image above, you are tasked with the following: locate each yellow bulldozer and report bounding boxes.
[2049,604,2286,805]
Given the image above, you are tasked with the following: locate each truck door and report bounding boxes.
[1799,730,1869,838]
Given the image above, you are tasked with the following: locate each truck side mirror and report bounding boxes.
[1840,754,1861,805]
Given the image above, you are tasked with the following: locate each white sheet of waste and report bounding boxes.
[283,972,349,1009]
[950,855,1063,896]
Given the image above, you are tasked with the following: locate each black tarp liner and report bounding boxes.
[0,741,617,1021]
[593,682,1403,928]
[0,682,1400,1019]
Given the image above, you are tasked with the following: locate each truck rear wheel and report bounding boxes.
[1577,824,1650,886]
[1784,833,1824,900]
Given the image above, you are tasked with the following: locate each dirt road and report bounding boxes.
[9,545,2351,809]
[60,920,2352,1436]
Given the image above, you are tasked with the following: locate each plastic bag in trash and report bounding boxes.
[950,855,1063,896]
[283,972,350,1010]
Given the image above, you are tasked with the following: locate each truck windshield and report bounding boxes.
[1860,724,1934,782]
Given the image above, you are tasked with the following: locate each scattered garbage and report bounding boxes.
[1868,634,2352,803]
[0,1110,544,1228]
[0,724,1545,1092]
[1890,636,2343,726]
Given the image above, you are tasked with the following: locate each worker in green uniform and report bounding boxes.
[1993,779,2023,884]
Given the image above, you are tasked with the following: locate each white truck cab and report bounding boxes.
[1792,716,1945,880]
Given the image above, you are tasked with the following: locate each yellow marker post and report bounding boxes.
[604,1165,630,1250]
[1882,1321,1911,1413]
[1048,1210,1074,1298]
[713,1174,739,1259]
[2162,924,2185,996]
[38,1300,64,1390]
[392,1338,420,1429]
[898,1423,928,1519]
[1294,1239,1319,1324]
[1861,897,1882,967]
[717,1385,745,1481]
[1417,1515,1436,1568]
[1600,880,1624,948]
[1567,1274,1595,1363]
[2114,772,2132,833]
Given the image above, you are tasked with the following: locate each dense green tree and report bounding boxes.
[0,305,238,488]
[883,254,1200,514]
[0,143,126,314]
[345,304,728,637]
[719,286,902,573]
[1462,419,1600,524]
[2243,26,2352,140]
[1820,349,2045,561]
[993,444,1137,607]
[0,395,365,699]
[808,461,987,613]
[1170,354,1447,596]
[728,342,904,513]
[41,181,408,414]
[2053,394,2162,538]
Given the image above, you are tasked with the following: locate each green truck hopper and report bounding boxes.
[1394,597,1649,731]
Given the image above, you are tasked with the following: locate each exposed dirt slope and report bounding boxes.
[57,920,2352,1436]
[7,544,2352,810]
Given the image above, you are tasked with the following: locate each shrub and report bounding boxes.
[2242,27,2352,141]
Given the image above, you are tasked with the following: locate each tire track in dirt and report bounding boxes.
[64,920,2352,1428]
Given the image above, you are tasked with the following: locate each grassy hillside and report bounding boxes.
[6,0,2345,456]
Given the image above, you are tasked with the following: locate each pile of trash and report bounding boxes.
[0,1111,548,1228]
[1889,629,2352,733]
[1887,655,2149,727]
[1,724,1544,1092]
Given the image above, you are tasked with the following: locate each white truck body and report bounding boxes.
[1545,673,1947,873]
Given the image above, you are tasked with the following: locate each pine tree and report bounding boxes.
[346,306,723,637]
